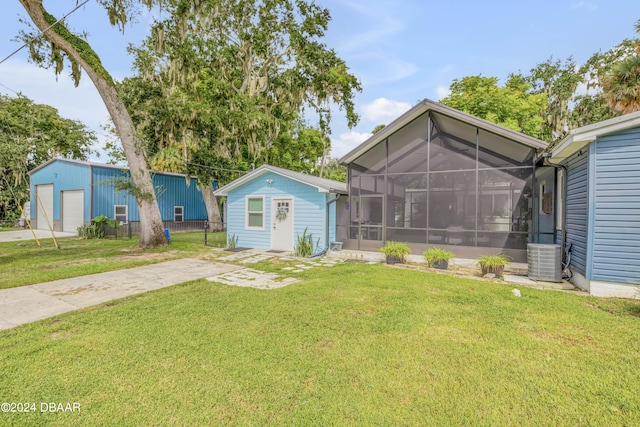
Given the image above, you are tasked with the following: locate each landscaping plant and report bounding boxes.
[294,227,319,257]
[477,253,511,277]
[423,247,455,269]
[380,241,412,264]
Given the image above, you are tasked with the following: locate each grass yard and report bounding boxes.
[0,231,225,289]
[1,260,639,425]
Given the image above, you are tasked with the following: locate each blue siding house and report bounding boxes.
[551,112,640,298]
[215,164,347,252]
[29,158,212,233]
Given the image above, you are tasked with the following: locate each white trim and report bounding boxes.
[215,164,346,196]
[245,195,265,230]
[174,206,184,222]
[114,204,128,225]
[551,110,640,162]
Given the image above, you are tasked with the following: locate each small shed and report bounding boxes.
[29,158,212,233]
[215,164,347,252]
[551,111,640,298]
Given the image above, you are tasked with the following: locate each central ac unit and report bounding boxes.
[527,243,562,282]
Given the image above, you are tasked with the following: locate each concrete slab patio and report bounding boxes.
[0,259,241,331]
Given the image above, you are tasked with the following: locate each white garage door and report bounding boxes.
[36,184,54,230]
[62,190,85,232]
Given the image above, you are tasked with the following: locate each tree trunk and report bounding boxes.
[199,183,223,232]
[20,0,167,248]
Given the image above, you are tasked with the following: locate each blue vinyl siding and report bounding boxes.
[564,149,589,276]
[29,161,91,222]
[92,166,208,221]
[226,171,331,251]
[591,128,640,284]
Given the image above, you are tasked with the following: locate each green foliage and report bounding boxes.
[423,247,455,266]
[227,233,239,249]
[440,74,548,141]
[294,227,319,257]
[371,124,386,134]
[121,0,361,189]
[77,215,118,239]
[0,94,95,220]
[322,157,347,183]
[477,254,511,274]
[380,241,412,262]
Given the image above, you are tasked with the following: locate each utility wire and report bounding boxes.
[0,0,91,65]
[0,82,19,94]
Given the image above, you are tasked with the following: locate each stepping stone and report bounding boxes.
[281,267,295,271]
[239,255,274,264]
[292,269,304,273]
[207,268,299,289]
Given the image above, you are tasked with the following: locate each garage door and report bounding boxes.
[62,190,85,232]
[36,184,54,230]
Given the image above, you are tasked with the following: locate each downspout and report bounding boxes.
[541,152,568,265]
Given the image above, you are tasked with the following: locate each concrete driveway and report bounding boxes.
[0,229,77,242]
[0,258,242,331]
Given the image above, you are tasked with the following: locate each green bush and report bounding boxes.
[380,241,412,263]
[294,227,319,257]
[477,254,511,276]
[423,247,455,267]
[227,233,239,249]
[77,215,118,239]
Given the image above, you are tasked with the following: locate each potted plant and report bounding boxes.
[380,241,412,264]
[423,247,455,270]
[477,254,510,277]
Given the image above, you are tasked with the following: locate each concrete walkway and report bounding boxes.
[0,259,241,331]
[0,229,76,242]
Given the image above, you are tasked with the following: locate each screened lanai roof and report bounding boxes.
[339,98,548,166]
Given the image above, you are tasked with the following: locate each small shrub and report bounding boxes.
[295,227,319,257]
[77,215,118,239]
[423,247,455,268]
[227,233,239,249]
[477,254,511,276]
[380,241,412,264]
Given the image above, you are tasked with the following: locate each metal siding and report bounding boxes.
[153,174,207,220]
[92,167,140,220]
[92,167,208,221]
[592,128,640,284]
[564,150,589,276]
[29,160,91,224]
[226,171,327,250]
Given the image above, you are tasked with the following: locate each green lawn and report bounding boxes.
[0,231,225,289]
[1,260,639,425]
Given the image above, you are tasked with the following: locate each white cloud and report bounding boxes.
[360,98,412,124]
[435,85,451,100]
[330,131,372,159]
[571,1,597,10]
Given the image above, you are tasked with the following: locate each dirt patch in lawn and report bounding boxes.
[116,250,181,261]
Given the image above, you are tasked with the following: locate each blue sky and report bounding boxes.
[1,0,639,160]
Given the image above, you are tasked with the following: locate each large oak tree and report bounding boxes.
[18,0,168,248]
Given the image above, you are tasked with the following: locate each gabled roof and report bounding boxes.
[551,110,640,162]
[28,157,204,180]
[215,164,347,196]
[339,98,548,165]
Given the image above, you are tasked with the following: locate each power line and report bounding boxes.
[0,82,19,95]
[0,0,91,65]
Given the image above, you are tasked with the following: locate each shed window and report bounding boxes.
[174,206,184,222]
[114,205,128,225]
[246,196,264,229]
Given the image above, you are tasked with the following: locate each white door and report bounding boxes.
[36,184,54,230]
[62,190,84,232]
[271,198,293,251]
